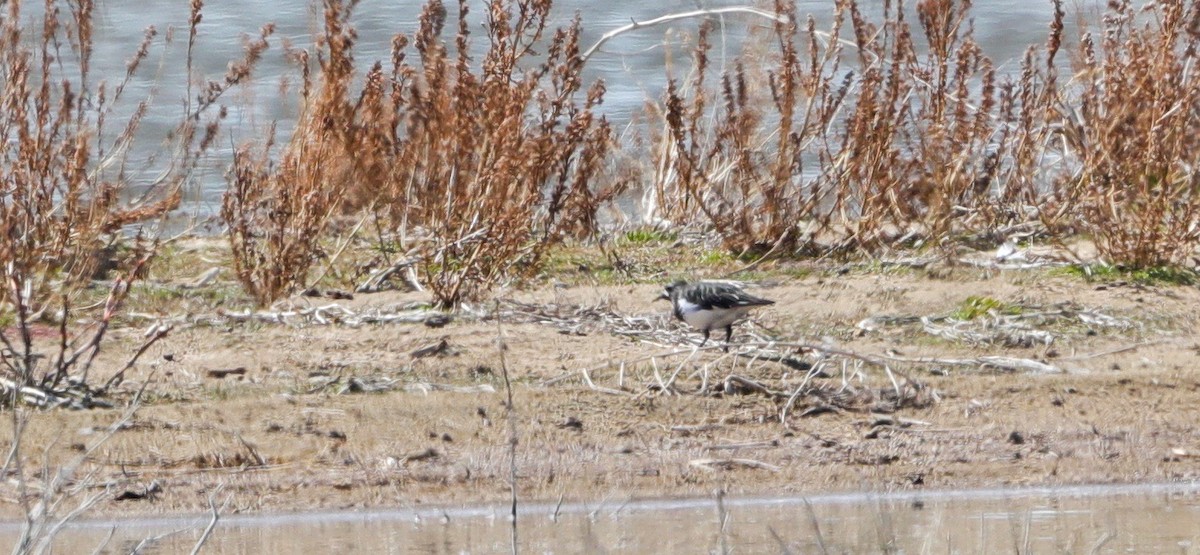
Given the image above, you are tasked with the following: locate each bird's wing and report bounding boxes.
[687,282,775,309]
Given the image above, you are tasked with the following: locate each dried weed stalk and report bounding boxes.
[836,0,1009,250]
[656,1,841,255]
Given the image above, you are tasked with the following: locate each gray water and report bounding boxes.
[4,483,1200,553]
[53,0,1101,219]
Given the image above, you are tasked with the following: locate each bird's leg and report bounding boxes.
[699,329,710,347]
[723,326,733,353]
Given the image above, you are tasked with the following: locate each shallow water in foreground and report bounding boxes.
[4,483,1200,553]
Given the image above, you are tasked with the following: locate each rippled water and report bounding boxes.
[3,483,1199,553]
[45,0,1103,217]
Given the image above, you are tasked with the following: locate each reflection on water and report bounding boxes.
[4,483,1199,553]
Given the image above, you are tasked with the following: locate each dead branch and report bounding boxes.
[581,7,788,64]
[355,256,422,293]
[722,375,784,398]
[189,483,228,555]
[1058,340,1165,361]
[101,322,173,394]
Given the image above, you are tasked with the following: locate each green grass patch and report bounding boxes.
[621,228,677,246]
[952,295,1022,320]
[699,249,732,265]
[1053,263,1198,285]
[1128,266,1197,285]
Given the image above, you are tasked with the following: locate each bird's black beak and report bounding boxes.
[655,291,669,301]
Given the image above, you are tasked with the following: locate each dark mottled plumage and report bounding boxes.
[656,279,775,349]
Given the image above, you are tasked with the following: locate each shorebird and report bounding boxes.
[657,280,775,350]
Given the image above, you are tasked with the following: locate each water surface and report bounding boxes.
[5,483,1199,553]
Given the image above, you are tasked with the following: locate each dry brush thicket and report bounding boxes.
[0,1,259,551]
[0,1,1198,542]
[222,0,1200,308]
[649,0,1200,263]
[223,0,623,307]
[0,0,251,399]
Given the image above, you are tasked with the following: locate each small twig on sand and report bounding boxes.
[690,458,782,472]
[1058,340,1164,361]
[882,365,902,397]
[704,439,781,451]
[663,347,702,392]
[580,369,629,396]
[781,361,827,423]
[670,424,722,434]
[722,375,782,398]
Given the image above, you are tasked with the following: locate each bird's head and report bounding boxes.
[656,280,688,301]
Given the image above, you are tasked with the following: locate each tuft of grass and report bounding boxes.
[1054,264,1198,286]
[699,250,733,265]
[952,296,1022,321]
[621,228,678,245]
[1132,267,1198,286]
[1052,264,1120,281]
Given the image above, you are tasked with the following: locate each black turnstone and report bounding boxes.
[657,280,775,349]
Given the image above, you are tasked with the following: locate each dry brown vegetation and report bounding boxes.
[649,0,1200,264]
[224,0,622,308]
[0,0,257,551]
[0,0,236,401]
[214,0,1200,308]
[5,262,1200,526]
[1049,0,1200,267]
[6,0,1200,545]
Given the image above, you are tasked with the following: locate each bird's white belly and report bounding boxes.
[678,299,749,330]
